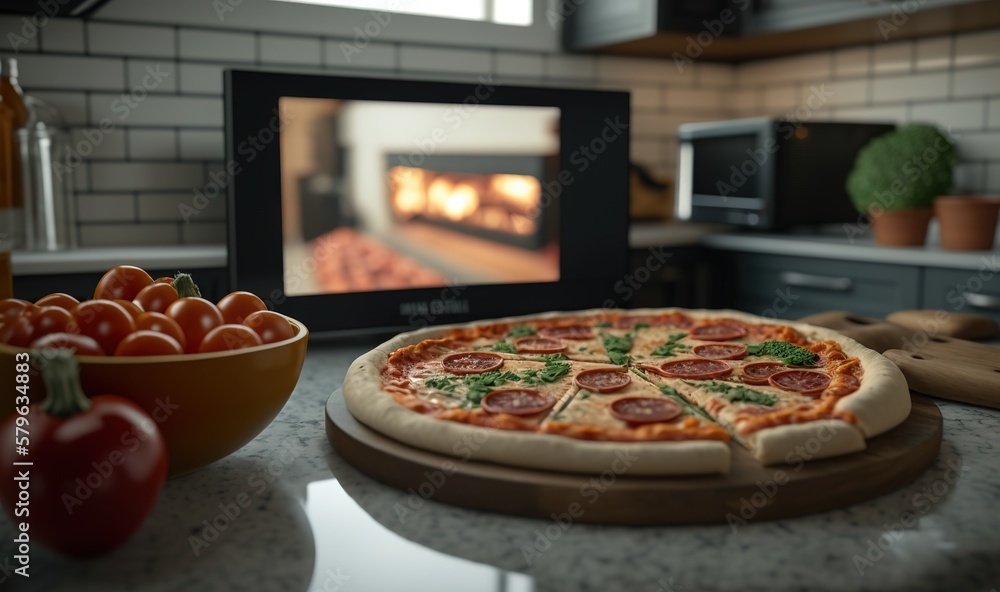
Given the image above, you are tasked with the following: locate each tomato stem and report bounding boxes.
[172,273,202,298]
[39,349,93,418]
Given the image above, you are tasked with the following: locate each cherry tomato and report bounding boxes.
[0,351,168,556]
[217,291,267,325]
[0,315,33,347]
[0,299,33,318]
[28,306,75,341]
[72,300,136,355]
[35,292,80,311]
[153,276,174,285]
[198,324,263,353]
[94,265,154,301]
[114,299,145,321]
[134,312,187,352]
[133,283,179,314]
[114,331,184,356]
[243,310,295,344]
[30,332,106,356]
[165,297,224,354]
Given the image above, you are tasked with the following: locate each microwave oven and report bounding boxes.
[675,118,895,230]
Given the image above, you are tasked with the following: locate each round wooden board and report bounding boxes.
[325,390,942,525]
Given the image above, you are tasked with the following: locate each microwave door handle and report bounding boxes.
[962,292,1000,311]
[779,271,853,292]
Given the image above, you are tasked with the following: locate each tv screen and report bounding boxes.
[226,71,628,334]
[277,98,561,297]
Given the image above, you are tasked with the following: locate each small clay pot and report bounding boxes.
[935,196,1000,251]
[871,208,933,247]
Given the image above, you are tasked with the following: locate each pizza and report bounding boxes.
[342,308,911,475]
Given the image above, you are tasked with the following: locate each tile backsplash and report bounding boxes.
[1,14,998,248]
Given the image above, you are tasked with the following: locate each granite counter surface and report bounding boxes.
[2,342,998,592]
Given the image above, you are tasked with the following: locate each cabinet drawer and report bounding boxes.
[922,266,1000,324]
[733,254,920,319]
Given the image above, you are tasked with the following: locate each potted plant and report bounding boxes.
[846,124,955,246]
[935,195,1000,251]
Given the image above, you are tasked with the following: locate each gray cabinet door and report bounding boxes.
[922,266,1000,324]
[733,254,921,319]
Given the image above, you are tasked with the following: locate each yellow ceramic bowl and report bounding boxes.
[0,316,308,477]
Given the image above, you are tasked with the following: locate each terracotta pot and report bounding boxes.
[935,196,1000,251]
[871,208,933,247]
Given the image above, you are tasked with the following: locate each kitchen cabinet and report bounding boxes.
[923,267,1000,323]
[730,253,921,319]
[564,0,1000,61]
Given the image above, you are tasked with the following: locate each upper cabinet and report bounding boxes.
[563,0,1000,61]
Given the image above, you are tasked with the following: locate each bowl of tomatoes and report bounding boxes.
[0,266,309,477]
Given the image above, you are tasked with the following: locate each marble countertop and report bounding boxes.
[3,341,999,592]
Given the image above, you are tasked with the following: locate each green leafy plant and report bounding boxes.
[846,124,955,213]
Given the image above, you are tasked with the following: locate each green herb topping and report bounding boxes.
[651,332,689,357]
[745,341,818,366]
[695,381,776,406]
[491,340,516,353]
[601,333,633,365]
[508,325,537,338]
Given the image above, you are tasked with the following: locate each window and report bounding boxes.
[270,0,533,26]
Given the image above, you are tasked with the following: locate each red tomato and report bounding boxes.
[0,299,33,318]
[28,306,75,341]
[217,291,267,325]
[94,265,154,301]
[153,276,174,285]
[134,312,187,352]
[114,299,144,321]
[0,352,168,557]
[198,324,263,353]
[114,331,184,356]
[72,300,136,355]
[133,283,179,314]
[0,315,33,347]
[30,332,106,356]
[165,298,224,354]
[243,310,295,344]
[35,292,80,311]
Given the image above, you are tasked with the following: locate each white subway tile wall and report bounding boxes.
[3,17,998,246]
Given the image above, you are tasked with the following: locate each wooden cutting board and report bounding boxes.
[326,389,942,525]
[799,311,1000,409]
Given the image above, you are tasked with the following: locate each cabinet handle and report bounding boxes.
[779,271,853,292]
[963,292,1000,311]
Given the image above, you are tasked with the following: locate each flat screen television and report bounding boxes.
[225,71,629,335]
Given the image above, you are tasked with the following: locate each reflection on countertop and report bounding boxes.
[2,342,999,592]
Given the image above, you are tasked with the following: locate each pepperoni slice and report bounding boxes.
[741,361,787,385]
[441,352,503,374]
[693,343,747,360]
[768,370,831,394]
[690,324,747,342]
[574,368,631,393]
[481,389,555,416]
[514,336,567,354]
[652,358,733,380]
[538,325,594,340]
[826,373,861,396]
[609,397,683,424]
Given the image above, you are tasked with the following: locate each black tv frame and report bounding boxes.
[225,70,629,335]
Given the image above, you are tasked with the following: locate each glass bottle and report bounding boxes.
[0,58,28,298]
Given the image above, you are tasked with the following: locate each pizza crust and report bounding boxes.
[342,307,911,476]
